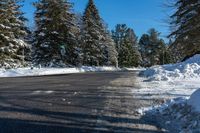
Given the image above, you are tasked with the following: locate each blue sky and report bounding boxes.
[22,0,170,40]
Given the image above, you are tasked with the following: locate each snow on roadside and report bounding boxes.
[138,90,200,133]
[188,89,200,113]
[136,55,200,132]
[141,54,200,82]
[132,55,200,100]
[0,66,121,77]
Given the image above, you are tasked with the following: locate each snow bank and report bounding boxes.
[138,89,200,132]
[135,54,200,132]
[135,54,200,98]
[141,54,200,81]
[137,97,188,115]
[188,88,200,113]
[0,66,120,77]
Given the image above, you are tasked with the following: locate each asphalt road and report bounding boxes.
[0,71,165,133]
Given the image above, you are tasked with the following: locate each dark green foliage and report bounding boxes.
[81,0,105,66]
[159,48,174,65]
[169,0,200,62]
[139,28,167,67]
[112,24,141,67]
[33,0,79,67]
[81,0,117,66]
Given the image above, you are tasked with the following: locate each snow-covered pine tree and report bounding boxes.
[81,0,107,66]
[74,13,84,66]
[169,0,200,61]
[104,30,118,67]
[33,0,79,67]
[112,24,141,67]
[0,0,28,68]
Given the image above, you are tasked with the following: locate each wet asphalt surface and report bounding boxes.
[0,71,165,133]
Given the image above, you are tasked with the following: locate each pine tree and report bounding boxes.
[33,0,79,67]
[0,0,28,68]
[82,0,103,66]
[169,0,200,61]
[81,0,117,66]
[126,28,142,67]
[112,24,141,67]
[138,34,151,66]
[139,28,166,66]
[159,47,173,65]
[104,30,118,67]
[74,13,84,66]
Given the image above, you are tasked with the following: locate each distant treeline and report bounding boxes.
[0,0,199,68]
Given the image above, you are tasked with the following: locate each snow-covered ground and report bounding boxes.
[137,54,200,132]
[0,66,121,77]
[142,54,200,82]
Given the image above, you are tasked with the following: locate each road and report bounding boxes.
[0,71,165,133]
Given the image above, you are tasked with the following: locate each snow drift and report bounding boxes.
[141,54,200,81]
[139,89,200,132]
[0,66,120,77]
[188,88,200,113]
[138,55,200,132]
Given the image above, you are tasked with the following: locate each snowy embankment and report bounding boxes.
[142,54,200,82]
[137,54,200,132]
[133,55,200,100]
[138,90,200,133]
[0,66,121,77]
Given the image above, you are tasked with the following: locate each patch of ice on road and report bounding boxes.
[32,90,42,94]
[32,90,54,95]
[62,98,66,101]
[45,91,54,94]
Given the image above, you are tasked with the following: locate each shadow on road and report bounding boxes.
[0,102,164,133]
[0,72,165,133]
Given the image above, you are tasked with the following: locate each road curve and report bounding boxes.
[0,71,164,133]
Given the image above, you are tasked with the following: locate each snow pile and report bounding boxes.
[136,54,200,132]
[0,66,120,77]
[137,97,188,115]
[188,88,200,112]
[141,54,200,81]
[138,89,200,132]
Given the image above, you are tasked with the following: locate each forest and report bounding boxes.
[0,0,199,69]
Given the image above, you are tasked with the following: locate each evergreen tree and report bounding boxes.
[81,0,117,66]
[0,0,28,68]
[112,24,141,67]
[126,28,142,67]
[33,0,79,67]
[104,31,118,67]
[82,0,104,66]
[159,47,173,65]
[169,0,200,61]
[138,34,151,66]
[139,28,166,66]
